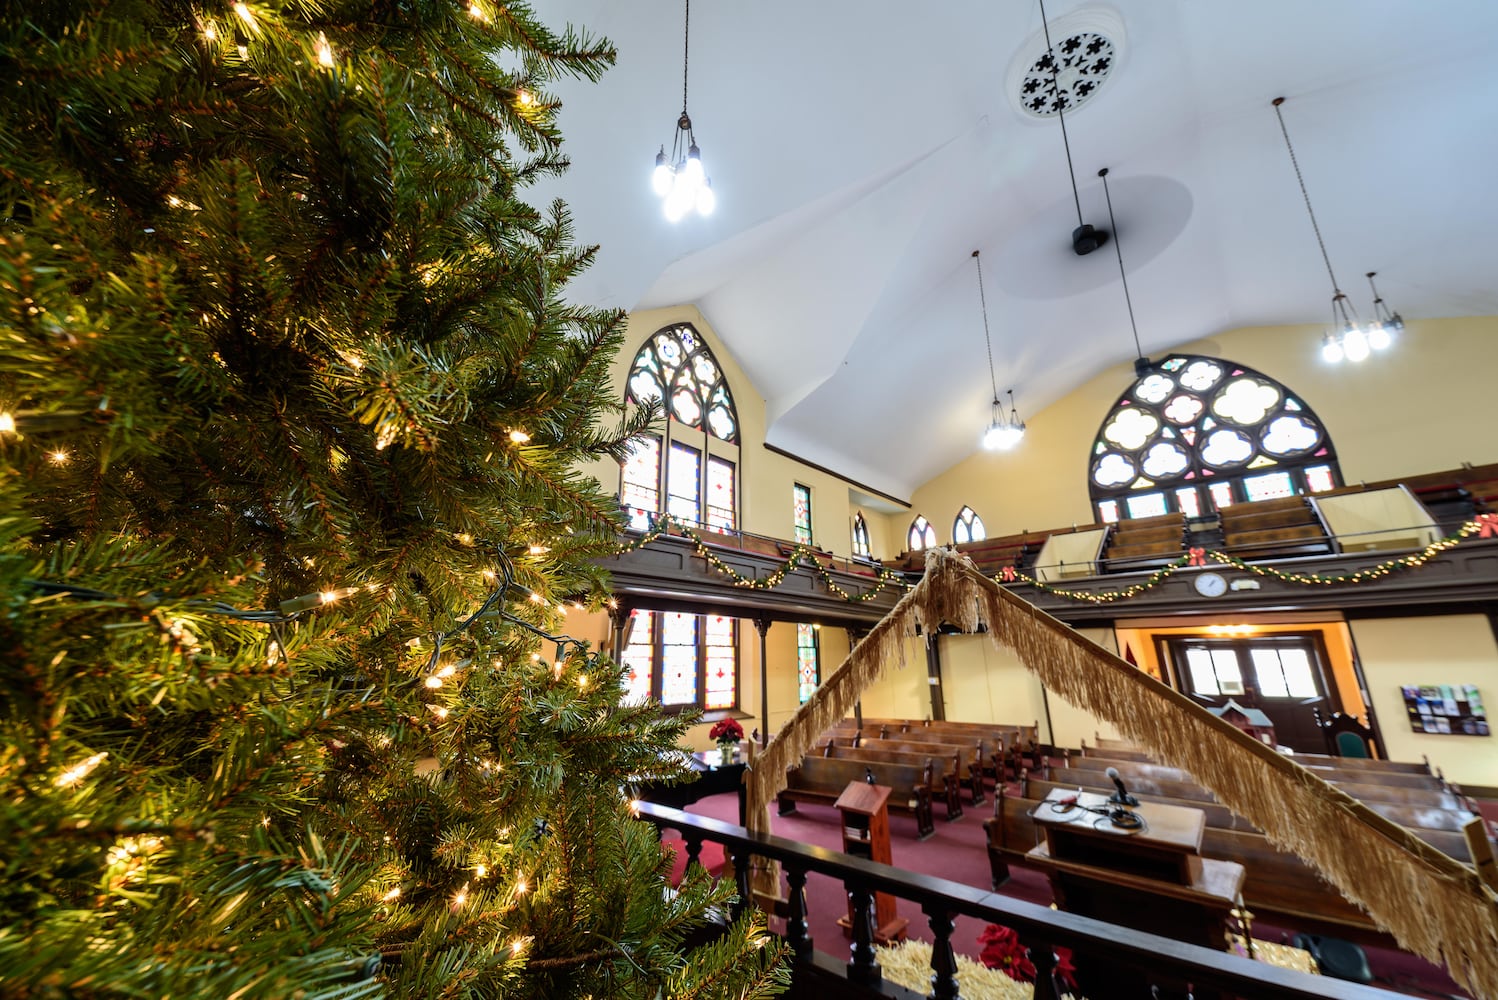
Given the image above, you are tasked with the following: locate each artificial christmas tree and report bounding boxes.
[0,1,787,996]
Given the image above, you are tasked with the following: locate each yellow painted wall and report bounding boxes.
[909,316,1498,541]
[1349,615,1498,786]
[853,636,931,719]
[939,634,1051,740]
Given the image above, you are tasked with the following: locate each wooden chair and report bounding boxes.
[1313,707,1378,759]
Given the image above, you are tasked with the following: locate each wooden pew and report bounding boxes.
[822,734,985,804]
[1075,752,1447,793]
[830,722,1003,783]
[1082,740,1435,776]
[855,717,1040,777]
[1058,763,1468,813]
[817,742,962,820]
[778,755,936,839]
[1027,775,1480,837]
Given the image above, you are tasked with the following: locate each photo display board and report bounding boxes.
[1402,684,1488,736]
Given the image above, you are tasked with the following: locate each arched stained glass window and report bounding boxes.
[1088,355,1340,522]
[626,323,739,444]
[908,515,936,551]
[953,505,986,544]
[852,513,872,558]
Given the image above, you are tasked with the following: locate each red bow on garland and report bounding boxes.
[1188,547,1207,567]
[1001,566,1017,582]
[1478,514,1498,539]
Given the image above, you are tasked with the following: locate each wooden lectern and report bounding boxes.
[834,781,907,944]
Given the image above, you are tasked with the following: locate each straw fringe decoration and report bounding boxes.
[744,548,1498,1000]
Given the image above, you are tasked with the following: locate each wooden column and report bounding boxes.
[846,626,865,731]
[925,631,945,721]
[752,614,772,746]
[607,602,630,662]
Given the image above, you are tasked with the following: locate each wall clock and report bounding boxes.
[1193,571,1228,598]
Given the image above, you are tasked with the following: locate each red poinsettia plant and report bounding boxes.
[977,923,1077,989]
[708,718,744,742]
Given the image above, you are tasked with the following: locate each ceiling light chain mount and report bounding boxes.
[972,250,1027,451]
[1272,96,1402,364]
[651,0,714,221]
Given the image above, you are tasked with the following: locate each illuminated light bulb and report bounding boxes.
[607,598,619,610]
[1342,325,1370,362]
[511,938,526,954]
[1366,321,1392,351]
[453,884,468,908]
[319,590,340,604]
[508,429,530,444]
[236,44,248,61]
[663,179,693,222]
[553,662,563,679]
[383,886,401,901]
[652,148,673,196]
[683,144,705,186]
[203,22,217,40]
[424,675,443,689]
[48,449,69,464]
[0,412,14,433]
[517,89,532,106]
[475,864,488,878]
[1320,332,1344,363]
[456,532,473,545]
[528,592,544,604]
[233,2,255,29]
[515,875,528,894]
[530,653,541,662]
[577,674,588,689]
[260,815,270,827]
[481,568,497,581]
[315,31,334,67]
[694,178,716,216]
[55,752,108,787]
[467,1,488,21]
[528,544,548,555]
[629,798,642,816]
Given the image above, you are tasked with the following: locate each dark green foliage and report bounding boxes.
[0,1,788,995]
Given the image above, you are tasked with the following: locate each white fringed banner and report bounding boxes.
[743,548,1498,1000]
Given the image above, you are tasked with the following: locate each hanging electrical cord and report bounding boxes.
[1098,167,1149,374]
[973,251,1026,451]
[1039,0,1107,255]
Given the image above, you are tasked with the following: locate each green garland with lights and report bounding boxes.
[617,513,1498,608]
[615,515,908,603]
[993,515,1498,604]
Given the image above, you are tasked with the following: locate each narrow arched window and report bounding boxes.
[908,515,936,551]
[1088,355,1340,522]
[953,505,986,544]
[852,512,872,558]
[621,323,741,532]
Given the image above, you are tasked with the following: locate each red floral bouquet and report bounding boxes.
[977,923,1076,989]
[708,718,744,742]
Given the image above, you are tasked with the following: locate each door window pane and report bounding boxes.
[706,456,736,531]
[1279,648,1318,698]
[667,442,701,526]
[1251,648,1289,698]
[1185,648,1220,696]
[1212,648,1244,695]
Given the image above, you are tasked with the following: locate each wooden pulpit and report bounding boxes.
[834,780,907,944]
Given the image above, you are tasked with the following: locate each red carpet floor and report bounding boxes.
[661,790,1472,999]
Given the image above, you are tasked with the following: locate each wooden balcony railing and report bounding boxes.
[638,801,1402,1000]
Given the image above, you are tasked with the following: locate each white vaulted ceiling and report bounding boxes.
[527,0,1498,499]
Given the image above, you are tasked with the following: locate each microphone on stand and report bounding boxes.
[1105,766,1139,807]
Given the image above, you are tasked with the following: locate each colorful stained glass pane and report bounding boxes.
[672,388,701,426]
[908,516,936,551]
[706,457,735,531]
[793,484,813,545]
[620,611,654,704]
[667,442,701,525]
[1243,470,1295,501]
[797,624,819,704]
[620,435,661,529]
[660,612,697,705]
[626,325,738,442]
[703,615,735,710]
[1175,486,1201,517]
[1209,481,1236,509]
[1125,492,1168,519]
[1097,499,1120,523]
[1305,464,1336,493]
[953,505,986,543]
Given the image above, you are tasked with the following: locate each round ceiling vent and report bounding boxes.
[1007,8,1126,120]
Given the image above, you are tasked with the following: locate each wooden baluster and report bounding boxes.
[731,850,752,920]
[923,905,960,1000]
[785,867,813,961]
[683,834,704,873]
[1025,935,1060,1000]
[845,883,882,985]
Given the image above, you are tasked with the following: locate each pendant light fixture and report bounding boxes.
[1038,0,1107,256]
[1098,168,1152,377]
[973,250,1026,451]
[1272,96,1395,364]
[651,0,714,221]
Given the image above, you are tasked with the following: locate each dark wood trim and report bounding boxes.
[763,442,910,509]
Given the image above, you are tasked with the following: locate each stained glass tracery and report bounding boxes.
[1088,355,1339,520]
[908,515,936,551]
[852,513,872,558]
[626,324,739,443]
[954,505,986,544]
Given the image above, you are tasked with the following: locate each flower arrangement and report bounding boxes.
[708,718,744,762]
[977,924,1077,991]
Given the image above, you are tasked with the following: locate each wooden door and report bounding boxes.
[1166,635,1333,753]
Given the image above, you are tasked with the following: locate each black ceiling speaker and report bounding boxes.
[1072,223,1108,256]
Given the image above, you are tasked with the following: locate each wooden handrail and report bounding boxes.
[638,802,1400,999]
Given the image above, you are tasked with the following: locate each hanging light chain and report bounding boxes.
[1272,97,1344,298]
[973,250,999,405]
[1099,167,1144,362]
